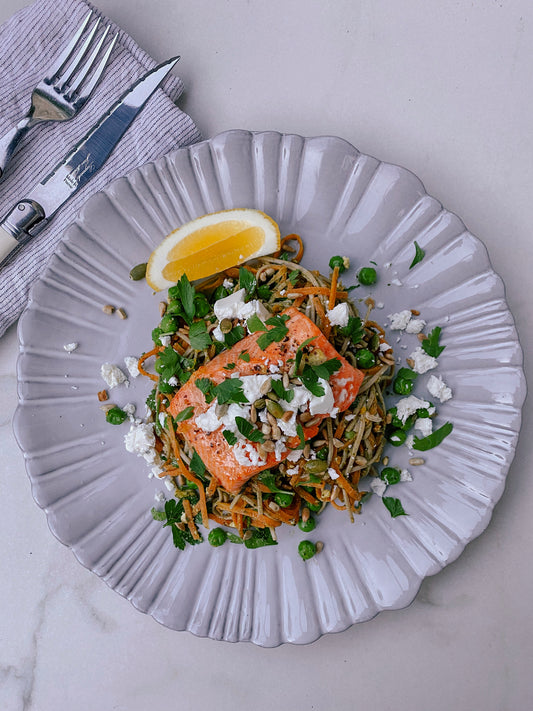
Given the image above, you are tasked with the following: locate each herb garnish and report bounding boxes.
[238,351,250,362]
[246,313,265,333]
[175,273,196,324]
[258,471,295,499]
[270,378,295,402]
[153,499,203,549]
[409,241,425,269]
[339,315,364,345]
[213,378,248,405]
[235,416,265,443]
[196,377,215,403]
[189,450,207,479]
[239,267,256,297]
[294,336,317,373]
[413,422,453,451]
[188,320,212,351]
[300,358,342,397]
[224,325,246,348]
[256,314,290,350]
[158,346,194,384]
[382,497,407,518]
[174,406,194,422]
[224,362,236,370]
[223,430,238,445]
[421,326,445,358]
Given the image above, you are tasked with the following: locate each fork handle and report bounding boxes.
[0,117,32,180]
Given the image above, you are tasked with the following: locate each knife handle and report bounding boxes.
[0,199,45,269]
[0,225,19,263]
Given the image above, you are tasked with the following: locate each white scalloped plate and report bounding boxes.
[14,130,526,646]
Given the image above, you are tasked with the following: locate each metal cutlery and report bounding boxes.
[0,10,117,180]
[0,56,180,268]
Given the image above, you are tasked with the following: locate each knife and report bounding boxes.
[0,56,180,268]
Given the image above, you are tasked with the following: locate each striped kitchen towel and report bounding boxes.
[0,0,201,337]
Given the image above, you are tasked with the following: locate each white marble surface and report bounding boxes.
[1,0,532,708]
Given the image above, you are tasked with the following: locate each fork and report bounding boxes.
[0,10,117,180]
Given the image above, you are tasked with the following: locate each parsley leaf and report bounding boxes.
[239,267,256,297]
[300,358,341,397]
[158,346,194,384]
[174,406,194,422]
[256,314,290,350]
[195,377,215,403]
[213,378,248,405]
[188,320,212,350]
[383,497,408,518]
[235,416,265,443]
[151,507,167,521]
[223,430,238,445]
[294,336,317,373]
[246,313,266,333]
[339,316,364,345]
[413,422,453,451]
[161,499,203,549]
[291,422,306,450]
[224,362,236,370]
[189,450,206,479]
[288,269,300,286]
[421,326,445,358]
[256,285,272,300]
[224,325,246,348]
[176,273,196,324]
[409,240,425,269]
[239,351,250,362]
[313,358,341,380]
[258,471,295,498]
[270,378,295,403]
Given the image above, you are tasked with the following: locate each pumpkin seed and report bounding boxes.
[304,459,328,474]
[265,399,284,419]
[129,262,147,281]
[220,318,233,334]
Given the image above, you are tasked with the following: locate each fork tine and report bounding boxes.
[73,34,117,106]
[56,19,101,91]
[66,26,110,98]
[44,10,93,83]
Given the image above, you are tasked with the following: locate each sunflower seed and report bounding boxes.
[260,377,272,395]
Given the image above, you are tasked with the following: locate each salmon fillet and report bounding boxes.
[168,307,364,493]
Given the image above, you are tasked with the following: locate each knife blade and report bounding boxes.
[0,56,180,268]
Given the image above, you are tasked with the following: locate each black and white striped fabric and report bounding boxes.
[0,0,201,336]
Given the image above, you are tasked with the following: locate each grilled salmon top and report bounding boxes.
[168,307,364,493]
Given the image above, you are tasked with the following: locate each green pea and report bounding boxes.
[298,540,316,561]
[357,267,377,285]
[194,293,210,317]
[151,327,163,346]
[357,348,376,369]
[166,300,184,316]
[316,446,329,461]
[388,406,404,429]
[417,408,431,418]
[274,492,293,508]
[393,376,414,395]
[381,467,401,485]
[328,255,348,273]
[208,528,227,547]
[344,430,356,440]
[160,314,178,333]
[389,429,407,446]
[298,515,316,533]
[105,406,128,425]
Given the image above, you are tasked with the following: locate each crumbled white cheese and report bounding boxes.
[395,395,431,424]
[390,278,403,286]
[124,422,155,457]
[379,341,391,352]
[167,375,178,387]
[158,412,168,428]
[427,374,453,402]
[160,335,171,347]
[63,342,78,353]
[405,434,415,451]
[405,318,426,334]
[389,310,412,330]
[286,448,304,463]
[154,490,166,504]
[414,417,433,438]
[409,346,438,374]
[233,440,266,467]
[150,464,165,478]
[278,411,298,437]
[164,477,175,491]
[124,356,140,378]
[123,402,136,420]
[214,288,271,323]
[328,467,339,480]
[222,278,234,289]
[326,302,350,327]
[100,362,128,389]
[370,478,387,497]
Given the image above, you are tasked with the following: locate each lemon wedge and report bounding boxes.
[146,208,281,290]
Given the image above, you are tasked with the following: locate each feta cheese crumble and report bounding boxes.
[100,362,128,389]
[63,342,78,353]
[388,310,412,330]
[213,288,271,323]
[405,318,426,334]
[426,374,453,402]
[395,395,432,424]
[326,302,350,327]
[124,356,140,378]
[124,422,156,459]
[370,478,387,497]
[409,346,438,374]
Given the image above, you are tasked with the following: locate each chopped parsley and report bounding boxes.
[213,378,248,405]
[409,240,425,269]
[154,499,203,549]
[189,450,207,479]
[188,320,212,351]
[235,416,265,443]
[256,314,290,350]
[174,273,196,324]
[382,497,407,518]
[223,362,236,370]
[196,377,215,403]
[339,316,364,345]
[224,324,246,348]
[300,357,342,397]
[270,378,295,403]
[239,267,256,297]
[421,326,445,358]
[238,351,251,362]
[223,429,238,445]
[174,406,194,422]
